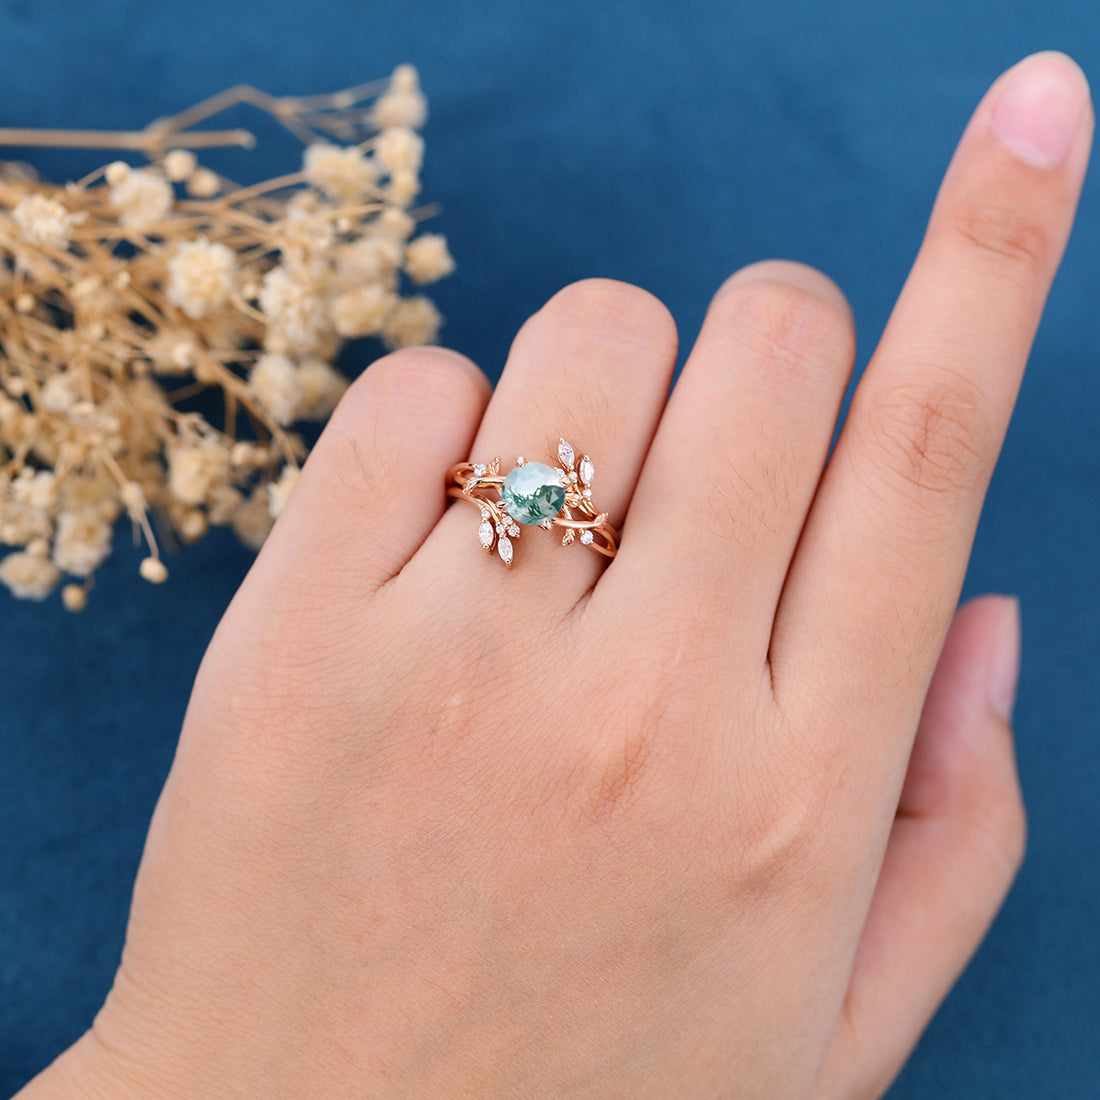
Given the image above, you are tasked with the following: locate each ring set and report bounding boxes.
[446,437,618,568]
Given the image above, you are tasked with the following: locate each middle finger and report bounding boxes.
[603,260,856,662]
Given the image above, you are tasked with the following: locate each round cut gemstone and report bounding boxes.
[501,461,565,525]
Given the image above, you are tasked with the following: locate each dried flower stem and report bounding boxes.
[0,77,396,158]
[0,128,255,151]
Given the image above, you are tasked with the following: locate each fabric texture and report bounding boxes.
[1,0,1098,1094]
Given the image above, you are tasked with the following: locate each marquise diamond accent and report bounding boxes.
[579,456,594,486]
[478,520,494,549]
[558,438,575,469]
[497,535,513,564]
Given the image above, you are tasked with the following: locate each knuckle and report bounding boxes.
[746,736,851,877]
[566,715,662,831]
[855,375,988,501]
[710,276,854,376]
[338,345,486,427]
[735,784,830,897]
[535,277,677,358]
[951,202,1051,278]
[551,633,697,833]
[322,347,486,494]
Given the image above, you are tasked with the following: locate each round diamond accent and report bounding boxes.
[501,462,566,525]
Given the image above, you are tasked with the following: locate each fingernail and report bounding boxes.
[991,52,1090,170]
[988,597,1021,722]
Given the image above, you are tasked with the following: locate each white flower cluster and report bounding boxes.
[167,237,236,319]
[0,63,453,608]
[12,194,80,249]
[108,165,174,231]
[303,144,380,204]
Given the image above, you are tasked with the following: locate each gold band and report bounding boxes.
[446,437,618,568]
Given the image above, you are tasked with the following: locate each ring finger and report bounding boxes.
[422,278,679,604]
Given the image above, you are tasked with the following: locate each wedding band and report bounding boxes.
[446,437,618,568]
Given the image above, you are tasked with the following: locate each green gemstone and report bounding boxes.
[501,462,566,525]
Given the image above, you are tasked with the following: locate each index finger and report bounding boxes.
[773,53,1091,755]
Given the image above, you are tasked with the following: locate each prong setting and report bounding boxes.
[450,437,616,567]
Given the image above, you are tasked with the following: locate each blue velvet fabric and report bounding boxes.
[2,0,1098,1094]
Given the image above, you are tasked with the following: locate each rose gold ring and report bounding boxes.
[446,437,618,569]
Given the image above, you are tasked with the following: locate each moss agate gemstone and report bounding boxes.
[501,462,565,524]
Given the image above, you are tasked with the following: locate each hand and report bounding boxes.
[20,50,1091,1099]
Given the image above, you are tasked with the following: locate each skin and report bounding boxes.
[17,51,1092,1099]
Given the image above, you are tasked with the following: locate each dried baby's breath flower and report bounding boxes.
[61,583,87,611]
[104,161,130,186]
[146,331,197,375]
[162,149,197,182]
[230,441,268,469]
[381,295,442,349]
[391,64,420,93]
[374,206,416,241]
[259,265,328,354]
[404,233,455,285]
[232,486,275,549]
[0,66,452,607]
[267,465,299,518]
[12,468,57,510]
[337,236,402,285]
[371,88,428,130]
[1,481,54,545]
[109,166,173,230]
[139,556,168,583]
[375,127,424,175]
[167,237,236,319]
[167,440,231,505]
[249,354,304,426]
[303,143,379,203]
[187,167,221,198]
[0,548,59,600]
[387,169,421,208]
[330,284,395,338]
[176,509,208,543]
[279,204,337,266]
[12,194,78,249]
[298,358,349,420]
[53,507,112,577]
[373,64,427,129]
[40,373,80,414]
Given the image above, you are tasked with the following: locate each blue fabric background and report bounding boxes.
[1,0,1098,1094]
